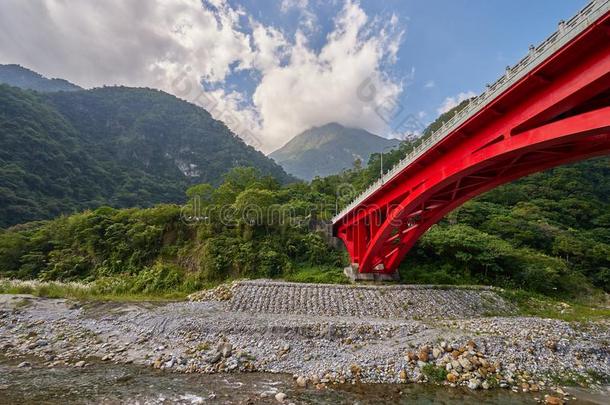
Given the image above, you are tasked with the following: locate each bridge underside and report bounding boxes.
[334,12,610,276]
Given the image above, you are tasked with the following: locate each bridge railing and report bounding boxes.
[333,0,610,224]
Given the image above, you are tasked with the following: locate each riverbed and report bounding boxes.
[1,284,609,404]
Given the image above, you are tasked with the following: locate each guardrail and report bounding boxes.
[332,0,610,224]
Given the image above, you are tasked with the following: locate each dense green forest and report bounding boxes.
[0,84,291,227]
[1,155,609,297]
[0,166,345,295]
[1,83,609,298]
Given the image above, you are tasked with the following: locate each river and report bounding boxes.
[1,356,608,405]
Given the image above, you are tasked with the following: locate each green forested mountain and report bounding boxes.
[0,64,81,92]
[270,123,400,180]
[0,157,609,297]
[1,88,609,297]
[0,84,292,227]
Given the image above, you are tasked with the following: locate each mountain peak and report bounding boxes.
[270,123,400,180]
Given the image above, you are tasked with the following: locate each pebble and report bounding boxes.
[545,395,564,405]
[296,376,307,387]
[275,392,287,402]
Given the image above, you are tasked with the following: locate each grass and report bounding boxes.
[0,278,191,302]
[0,266,349,303]
[421,364,448,383]
[544,369,610,387]
[500,289,610,322]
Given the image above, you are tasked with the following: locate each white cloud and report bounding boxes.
[0,0,252,88]
[0,0,405,153]
[424,80,435,89]
[252,1,404,151]
[437,91,476,115]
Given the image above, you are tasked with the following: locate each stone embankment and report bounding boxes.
[1,280,608,404]
[190,280,515,319]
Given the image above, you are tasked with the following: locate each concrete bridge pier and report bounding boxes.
[344,264,400,282]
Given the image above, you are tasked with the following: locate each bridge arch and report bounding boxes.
[333,1,610,276]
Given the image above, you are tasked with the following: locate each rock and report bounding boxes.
[466,340,477,349]
[458,357,473,371]
[275,392,287,403]
[446,373,458,383]
[74,361,86,368]
[227,359,238,371]
[418,349,429,362]
[545,396,564,405]
[206,352,222,364]
[296,376,307,387]
[432,348,442,359]
[17,361,31,368]
[467,379,481,390]
[399,369,408,382]
[220,343,233,358]
[481,381,490,390]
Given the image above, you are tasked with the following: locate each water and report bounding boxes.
[0,357,606,404]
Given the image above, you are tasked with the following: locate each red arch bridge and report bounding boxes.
[333,0,610,281]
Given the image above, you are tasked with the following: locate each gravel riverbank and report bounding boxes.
[1,281,608,404]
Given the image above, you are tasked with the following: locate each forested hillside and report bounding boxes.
[1,154,609,297]
[0,84,292,227]
[1,93,608,297]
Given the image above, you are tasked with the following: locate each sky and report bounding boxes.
[0,0,588,153]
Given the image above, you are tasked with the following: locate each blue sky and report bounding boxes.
[228,0,588,136]
[0,0,589,152]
